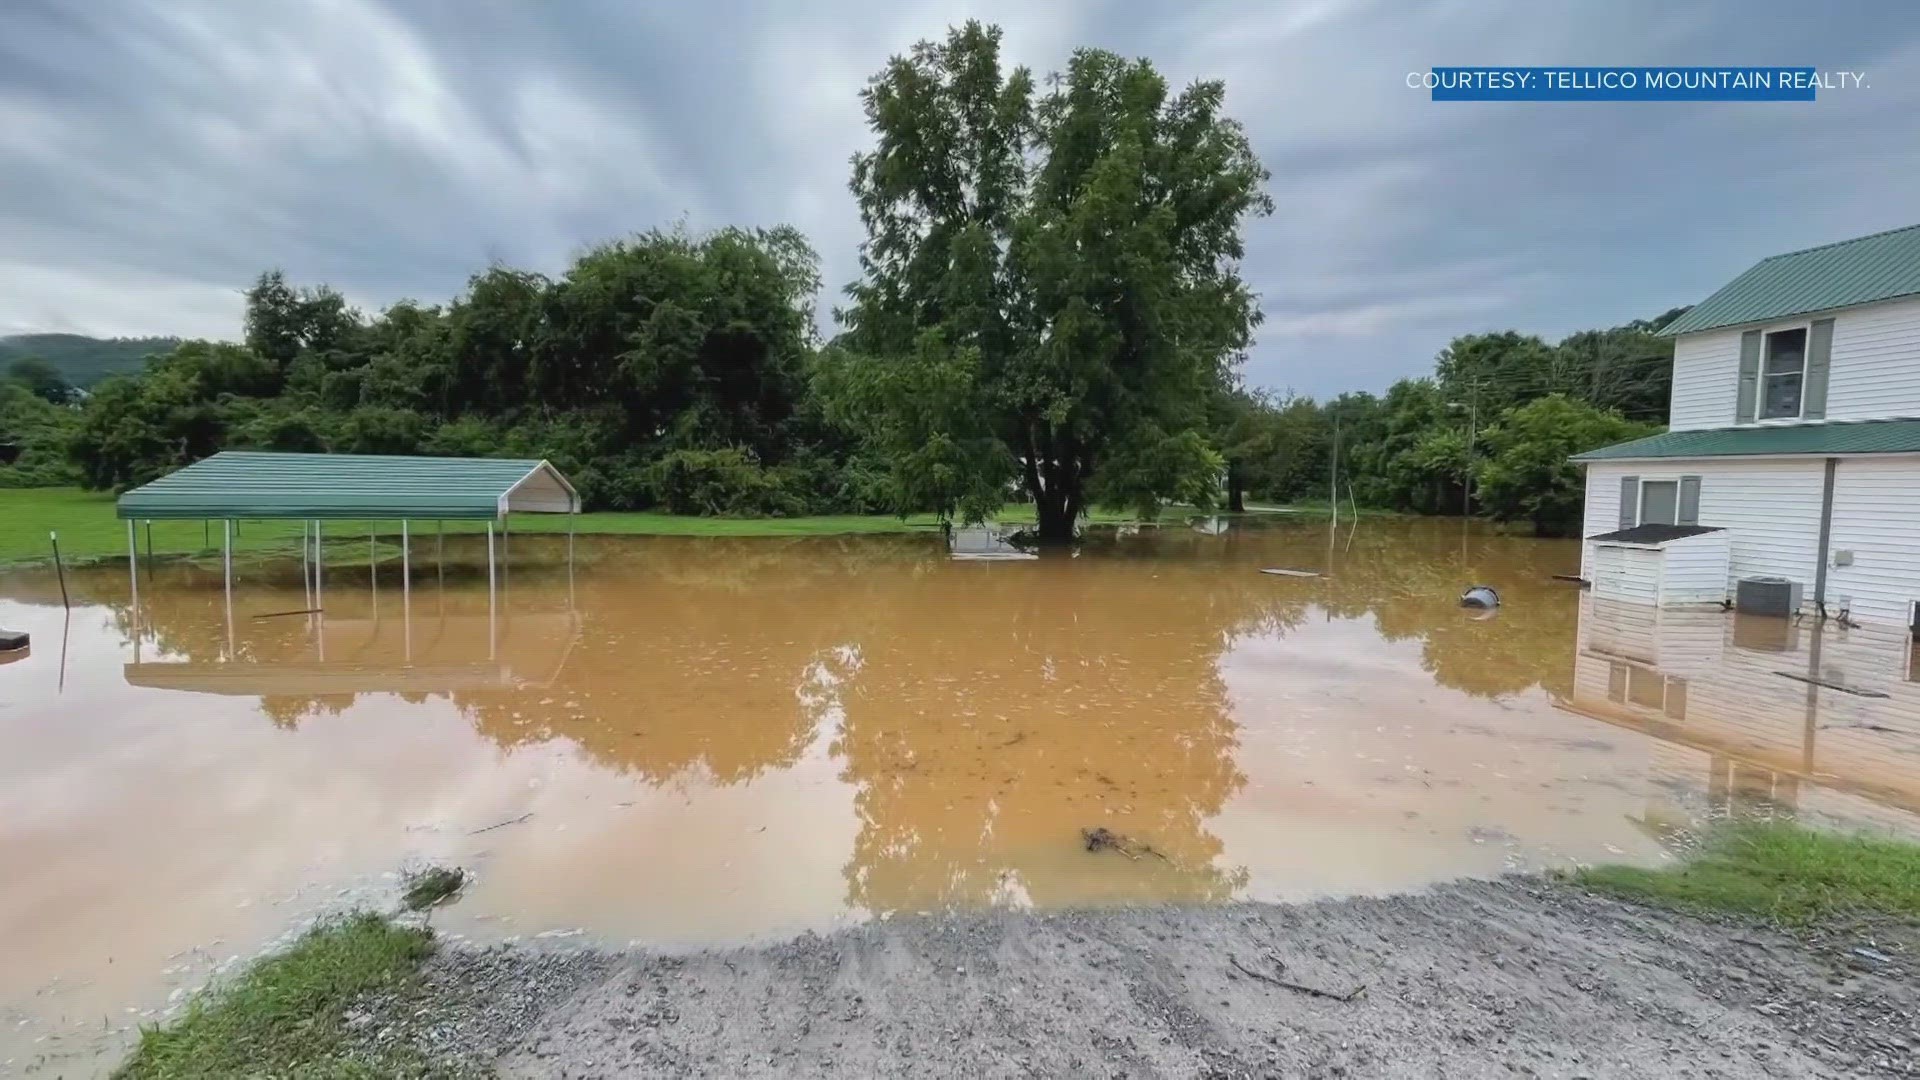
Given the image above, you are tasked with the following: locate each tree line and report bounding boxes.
[0,22,1672,537]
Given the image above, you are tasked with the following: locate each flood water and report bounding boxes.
[4,516,1919,1074]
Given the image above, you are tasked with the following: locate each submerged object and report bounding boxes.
[1260,568,1321,578]
[0,628,28,652]
[1459,586,1500,609]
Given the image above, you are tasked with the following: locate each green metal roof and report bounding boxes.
[1573,417,1920,462]
[117,451,576,520]
[1661,223,1920,336]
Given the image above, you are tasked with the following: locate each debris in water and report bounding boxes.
[0,628,28,651]
[1229,956,1366,1002]
[401,865,466,910]
[469,812,534,835]
[1081,826,1169,862]
[1852,946,1895,965]
[1459,586,1499,609]
[1259,568,1320,578]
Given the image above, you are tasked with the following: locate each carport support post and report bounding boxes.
[127,519,140,654]
[486,521,497,661]
[301,521,312,610]
[401,520,412,662]
[222,519,234,657]
[314,519,326,660]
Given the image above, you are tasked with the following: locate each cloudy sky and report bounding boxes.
[3,1,1916,398]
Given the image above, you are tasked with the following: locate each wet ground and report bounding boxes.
[3,516,1918,1074]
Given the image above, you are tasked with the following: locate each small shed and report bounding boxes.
[1585,524,1730,608]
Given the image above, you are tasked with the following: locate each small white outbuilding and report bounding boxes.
[1586,524,1731,608]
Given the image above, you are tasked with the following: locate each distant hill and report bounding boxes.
[0,333,180,387]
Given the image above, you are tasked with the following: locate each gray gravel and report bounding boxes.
[362,879,1918,1078]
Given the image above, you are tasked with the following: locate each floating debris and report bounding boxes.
[0,628,28,651]
[1259,568,1320,578]
[1459,586,1500,609]
[469,812,534,835]
[1081,826,1169,862]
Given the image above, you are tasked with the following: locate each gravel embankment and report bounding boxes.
[363,879,1918,1078]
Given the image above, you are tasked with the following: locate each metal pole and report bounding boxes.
[301,521,312,610]
[144,519,153,576]
[50,532,69,610]
[127,519,140,661]
[314,519,325,660]
[369,526,377,600]
[223,519,234,657]
[486,522,497,661]
[402,520,412,662]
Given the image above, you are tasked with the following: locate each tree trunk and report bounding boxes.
[1029,457,1080,544]
[1226,459,1246,513]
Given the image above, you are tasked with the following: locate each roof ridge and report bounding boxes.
[1757,221,1920,262]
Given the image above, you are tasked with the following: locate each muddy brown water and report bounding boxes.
[3,516,1918,1074]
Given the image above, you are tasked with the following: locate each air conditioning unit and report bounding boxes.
[1735,576,1803,618]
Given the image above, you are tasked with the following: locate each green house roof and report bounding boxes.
[1573,417,1920,462]
[116,451,577,520]
[1661,223,1920,337]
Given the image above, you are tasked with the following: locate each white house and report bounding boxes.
[1575,223,1920,627]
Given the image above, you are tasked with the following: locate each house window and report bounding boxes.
[1760,326,1808,420]
[1639,480,1679,525]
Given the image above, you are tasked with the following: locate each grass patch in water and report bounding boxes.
[402,866,467,910]
[115,912,447,1079]
[1576,821,1920,927]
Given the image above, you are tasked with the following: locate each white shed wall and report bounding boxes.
[1660,532,1733,606]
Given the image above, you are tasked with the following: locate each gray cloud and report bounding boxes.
[2,0,1916,398]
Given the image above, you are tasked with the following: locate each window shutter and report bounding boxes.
[1618,475,1639,530]
[1678,475,1701,525]
[1803,318,1834,420]
[1735,330,1762,423]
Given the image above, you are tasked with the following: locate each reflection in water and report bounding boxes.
[3,518,1918,1073]
[1559,595,1920,833]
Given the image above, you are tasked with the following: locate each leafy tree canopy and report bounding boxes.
[822,21,1272,539]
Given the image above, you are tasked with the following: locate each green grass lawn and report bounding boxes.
[1576,821,1920,927]
[0,487,1178,567]
[116,913,445,1079]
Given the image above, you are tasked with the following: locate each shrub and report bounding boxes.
[650,447,806,517]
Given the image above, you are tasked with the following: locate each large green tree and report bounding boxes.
[1473,394,1656,535]
[826,21,1272,540]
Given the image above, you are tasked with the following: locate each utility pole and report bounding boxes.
[1330,416,1341,526]
[1464,389,1478,516]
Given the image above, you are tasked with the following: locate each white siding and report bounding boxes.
[1826,455,1920,625]
[1668,328,1740,431]
[1823,296,1920,422]
[1583,460,1825,609]
[502,464,576,514]
[1592,545,1660,603]
[1668,294,1920,432]
[1661,532,1732,606]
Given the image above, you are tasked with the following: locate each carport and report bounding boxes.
[116,450,580,653]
